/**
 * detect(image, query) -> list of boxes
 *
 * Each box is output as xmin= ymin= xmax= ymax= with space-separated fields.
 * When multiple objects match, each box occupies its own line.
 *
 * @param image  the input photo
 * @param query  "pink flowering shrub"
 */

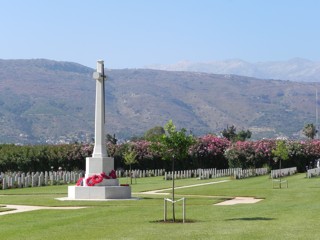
xmin=129 ymin=140 xmax=163 ymax=169
xmin=304 ymin=140 xmax=320 ymax=158
xmin=252 ymin=139 xmax=276 ymax=168
xmin=189 ymin=134 xmax=230 ymax=168
xmin=224 ymin=141 xmax=255 ymax=168
xmin=286 ymin=140 xmax=308 ymax=170
xmin=225 ymin=139 xmax=276 ymax=169
xmin=287 ymin=140 xmax=320 ymax=170
xmin=224 ymin=139 xmax=320 ymax=171
xmin=131 ymin=140 xmax=155 ymax=160
xmin=106 ymin=136 xmax=320 ymax=172
xmin=107 ymin=142 xmax=116 ymax=157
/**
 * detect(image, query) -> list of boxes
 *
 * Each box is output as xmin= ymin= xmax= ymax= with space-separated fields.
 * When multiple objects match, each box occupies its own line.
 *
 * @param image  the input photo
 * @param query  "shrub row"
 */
xmin=1 ymin=136 xmax=320 ymax=172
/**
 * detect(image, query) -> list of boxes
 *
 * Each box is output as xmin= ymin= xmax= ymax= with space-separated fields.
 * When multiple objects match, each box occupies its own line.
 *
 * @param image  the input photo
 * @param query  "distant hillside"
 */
xmin=147 ymin=58 xmax=320 ymax=82
xmin=0 ymin=59 xmax=318 ymax=144
xmin=0 ymin=59 xmax=94 ymax=143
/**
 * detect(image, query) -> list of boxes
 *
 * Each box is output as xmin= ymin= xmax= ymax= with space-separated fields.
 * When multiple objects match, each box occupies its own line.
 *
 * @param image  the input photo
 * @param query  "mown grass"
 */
xmin=0 ymin=173 xmax=319 ymax=240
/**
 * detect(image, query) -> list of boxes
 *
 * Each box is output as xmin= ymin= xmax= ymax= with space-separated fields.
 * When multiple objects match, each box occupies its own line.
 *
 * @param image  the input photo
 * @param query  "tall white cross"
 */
xmin=68 ymin=60 xmax=131 ymax=199
xmin=92 ymin=60 xmax=108 ymax=158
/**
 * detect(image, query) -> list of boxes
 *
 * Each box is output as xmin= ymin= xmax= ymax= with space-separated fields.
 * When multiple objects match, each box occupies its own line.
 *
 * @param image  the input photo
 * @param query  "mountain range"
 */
xmin=0 ymin=58 xmax=319 ymax=144
xmin=147 ymin=58 xmax=320 ymax=82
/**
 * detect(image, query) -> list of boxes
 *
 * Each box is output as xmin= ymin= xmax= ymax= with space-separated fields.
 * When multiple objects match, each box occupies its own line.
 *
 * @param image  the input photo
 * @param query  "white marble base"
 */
xmin=85 ymin=157 xmax=114 ymax=178
xmin=95 ymin=178 xmax=119 ymax=186
xmin=69 ymin=155 xmax=132 ymax=200
xmin=68 ymin=185 xmax=131 ymax=200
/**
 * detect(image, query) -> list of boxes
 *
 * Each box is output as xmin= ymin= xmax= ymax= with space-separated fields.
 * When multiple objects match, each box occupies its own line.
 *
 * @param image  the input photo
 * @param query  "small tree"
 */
xmin=123 ymin=147 xmax=138 ymax=184
xmin=303 ymin=123 xmax=318 ymax=139
xmin=272 ymin=140 xmax=289 ymax=187
xmin=151 ymin=120 xmax=194 ymax=222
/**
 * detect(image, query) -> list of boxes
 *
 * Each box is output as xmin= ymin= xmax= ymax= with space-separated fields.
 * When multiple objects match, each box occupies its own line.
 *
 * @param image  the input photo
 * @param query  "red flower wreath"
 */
xmin=86 ymin=174 xmax=103 ymax=186
xmin=100 ymin=170 xmax=117 ymax=179
xmin=76 ymin=177 xmax=84 ymax=186
xmin=85 ymin=176 xmax=95 ymax=186
xmin=82 ymin=170 xmax=117 ymax=187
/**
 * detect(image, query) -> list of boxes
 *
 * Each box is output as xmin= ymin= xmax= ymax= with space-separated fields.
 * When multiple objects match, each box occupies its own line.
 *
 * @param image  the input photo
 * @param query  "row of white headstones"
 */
xmin=1 ymin=171 xmax=83 ymax=189
xmin=1 ymin=167 xmax=273 ymax=189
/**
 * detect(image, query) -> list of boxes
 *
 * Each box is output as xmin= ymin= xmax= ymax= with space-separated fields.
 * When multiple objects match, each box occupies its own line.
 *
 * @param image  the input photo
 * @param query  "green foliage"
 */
xmin=151 ymin=120 xmax=195 ymax=162
xmin=123 ymin=146 xmax=138 ymax=184
xmin=106 ymin=134 xmax=117 ymax=144
xmin=221 ymin=125 xmax=237 ymax=141
xmin=221 ymin=125 xmax=251 ymax=142
xmin=272 ymin=140 xmax=291 ymax=175
xmin=123 ymin=147 xmax=138 ymax=166
xmin=272 ymin=140 xmax=289 ymax=162
xmin=236 ymin=129 xmax=252 ymax=141
xmin=149 ymin=120 xmax=195 ymax=221
xmin=303 ymin=123 xmax=317 ymax=139
xmin=4 ymin=136 xmax=320 ymax=173
xmin=0 ymin=143 xmax=91 ymax=172
xmin=144 ymin=126 xmax=165 ymax=141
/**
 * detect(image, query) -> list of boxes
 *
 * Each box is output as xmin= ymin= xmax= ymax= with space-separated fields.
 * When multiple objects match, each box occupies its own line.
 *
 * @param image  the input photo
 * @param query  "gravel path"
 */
xmin=140 ymin=180 xmax=230 ymax=195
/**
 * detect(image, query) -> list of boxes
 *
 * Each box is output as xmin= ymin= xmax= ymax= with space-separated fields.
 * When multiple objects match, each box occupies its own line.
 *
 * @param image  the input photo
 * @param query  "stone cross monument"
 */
xmin=85 ymin=60 xmax=113 ymax=179
xmin=92 ymin=60 xmax=107 ymax=158
xmin=68 ymin=60 xmax=131 ymax=200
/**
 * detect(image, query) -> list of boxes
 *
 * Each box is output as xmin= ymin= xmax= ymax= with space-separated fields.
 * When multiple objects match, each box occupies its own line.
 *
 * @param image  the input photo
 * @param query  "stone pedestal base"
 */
xmin=85 ymin=157 xmax=114 ymax=178
xmin=95 ymin=178 xmax=119 ymax=186
xmin=67 ymin=156 xmax=132 ymax=200
xmin=68 ymin=185 xmax=131 ymax=200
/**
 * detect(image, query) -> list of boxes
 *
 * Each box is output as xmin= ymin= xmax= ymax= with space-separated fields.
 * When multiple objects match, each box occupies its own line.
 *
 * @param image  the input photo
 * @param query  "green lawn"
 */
xmin=0 ymin=173 xmax=319 ymax=240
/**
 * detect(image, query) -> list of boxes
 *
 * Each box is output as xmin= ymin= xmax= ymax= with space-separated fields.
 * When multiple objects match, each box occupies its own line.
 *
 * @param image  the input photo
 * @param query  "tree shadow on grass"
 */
xmin=226 ymin=217 xmax=276 ymax=221
xmin=0 ymin=206 xmax=15 ymax=213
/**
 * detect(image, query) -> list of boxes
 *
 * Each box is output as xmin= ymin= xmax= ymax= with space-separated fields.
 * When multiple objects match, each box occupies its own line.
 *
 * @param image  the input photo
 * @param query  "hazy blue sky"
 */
xmin=1 ymin=0 xmax=319 ymax=68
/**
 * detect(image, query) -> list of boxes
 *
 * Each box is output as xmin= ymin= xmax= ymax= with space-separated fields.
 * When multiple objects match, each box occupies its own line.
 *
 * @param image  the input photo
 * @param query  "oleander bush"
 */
xmin=1 ymin=137 xmax=320 ymax=172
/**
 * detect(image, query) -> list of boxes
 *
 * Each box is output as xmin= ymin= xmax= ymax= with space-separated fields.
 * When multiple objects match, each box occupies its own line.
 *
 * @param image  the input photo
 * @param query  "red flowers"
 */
xmin=76 ymin=177 xmax=84 ymax=186
xmin=86 ymin=174 xmax=103 ymax=186
xmin=76 ymin=170 xmax=117 ymax=187
xmin=101 ymin=170 xmax=117 ymax=179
